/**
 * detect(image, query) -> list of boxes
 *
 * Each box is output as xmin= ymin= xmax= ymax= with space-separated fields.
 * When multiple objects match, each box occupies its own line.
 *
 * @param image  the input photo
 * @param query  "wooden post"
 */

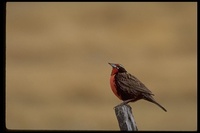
xmin=114 ymin=104 xmax=138 ymax=131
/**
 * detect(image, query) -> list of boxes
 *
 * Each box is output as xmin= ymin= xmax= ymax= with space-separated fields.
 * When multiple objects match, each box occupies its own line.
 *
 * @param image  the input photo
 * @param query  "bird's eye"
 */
xmin=116 ymin=66 xmax=120 ymax=69
xmin=114 ymin=66 xmax=118 ymax=69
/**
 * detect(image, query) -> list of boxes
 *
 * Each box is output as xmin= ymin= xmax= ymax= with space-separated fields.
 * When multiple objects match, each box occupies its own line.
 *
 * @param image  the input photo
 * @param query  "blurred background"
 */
xmin=6 ymin=2 xmax=197 ymax=131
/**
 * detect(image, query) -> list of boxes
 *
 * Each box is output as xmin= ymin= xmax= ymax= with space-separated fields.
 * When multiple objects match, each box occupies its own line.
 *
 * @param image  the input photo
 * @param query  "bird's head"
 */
xmin=108 ymin=63 xmax=127 ymax=75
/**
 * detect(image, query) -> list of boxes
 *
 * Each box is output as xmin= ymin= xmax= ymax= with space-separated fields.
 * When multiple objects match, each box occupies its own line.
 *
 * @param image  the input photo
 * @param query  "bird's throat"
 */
xmin=111 ymin=68 xmax=118 ymax=76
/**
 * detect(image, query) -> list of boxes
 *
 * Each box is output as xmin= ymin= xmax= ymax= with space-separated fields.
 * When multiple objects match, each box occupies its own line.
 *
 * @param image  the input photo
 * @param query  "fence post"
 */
xmin=114 ymin=104 xmax=138 ymax=131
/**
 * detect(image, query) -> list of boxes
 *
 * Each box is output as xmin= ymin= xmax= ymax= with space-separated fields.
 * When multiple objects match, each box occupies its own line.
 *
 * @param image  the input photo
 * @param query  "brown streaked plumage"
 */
xmin=109 ymin=63 xmax=167 ymax=112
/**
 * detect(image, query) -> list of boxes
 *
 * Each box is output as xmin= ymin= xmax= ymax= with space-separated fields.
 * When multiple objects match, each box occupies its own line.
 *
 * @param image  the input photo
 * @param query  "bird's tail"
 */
xmin=144 ymin=95 xmax=167 ymax=112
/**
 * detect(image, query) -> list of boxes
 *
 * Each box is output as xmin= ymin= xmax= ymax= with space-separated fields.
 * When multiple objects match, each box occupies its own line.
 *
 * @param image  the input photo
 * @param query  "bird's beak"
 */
xmin=108 ymin=63 xmax=116 ymax=68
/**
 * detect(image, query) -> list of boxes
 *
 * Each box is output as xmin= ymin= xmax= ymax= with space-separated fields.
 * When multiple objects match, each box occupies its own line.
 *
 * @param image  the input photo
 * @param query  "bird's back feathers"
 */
xmin=115 ymin=72 xmax=154 ymax=100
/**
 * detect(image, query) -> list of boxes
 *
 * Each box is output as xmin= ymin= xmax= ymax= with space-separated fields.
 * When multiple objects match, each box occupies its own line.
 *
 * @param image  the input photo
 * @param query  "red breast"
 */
xmin=109 ymin=64 xmax=123 ymax=100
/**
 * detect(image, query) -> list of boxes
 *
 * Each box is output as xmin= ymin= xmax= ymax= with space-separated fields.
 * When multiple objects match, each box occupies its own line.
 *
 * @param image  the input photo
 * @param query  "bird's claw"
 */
xmin=113 ymin=101 xmax=128 ymax=109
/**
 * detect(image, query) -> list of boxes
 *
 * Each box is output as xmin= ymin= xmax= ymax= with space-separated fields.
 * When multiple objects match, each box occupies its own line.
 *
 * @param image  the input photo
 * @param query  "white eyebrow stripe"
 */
xmin=119 ymin=64 xmax=124 ymax=67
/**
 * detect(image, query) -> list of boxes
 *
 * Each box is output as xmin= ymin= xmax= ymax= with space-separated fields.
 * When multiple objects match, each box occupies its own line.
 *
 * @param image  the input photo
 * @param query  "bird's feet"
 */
xmin=114 ymin=102 xmax=126 ymax=109
xmin=114 ymin=99 xmax=135 ymax=109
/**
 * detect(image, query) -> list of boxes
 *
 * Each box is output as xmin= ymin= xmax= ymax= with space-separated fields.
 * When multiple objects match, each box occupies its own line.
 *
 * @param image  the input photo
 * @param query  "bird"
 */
xmin=108 ymin=63 xmax=167 ymax=112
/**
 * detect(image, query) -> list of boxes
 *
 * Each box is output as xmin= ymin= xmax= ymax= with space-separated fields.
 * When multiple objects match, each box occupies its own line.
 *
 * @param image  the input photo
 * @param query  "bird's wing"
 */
xmin=115 ymin=72 xmax=154 ymax=95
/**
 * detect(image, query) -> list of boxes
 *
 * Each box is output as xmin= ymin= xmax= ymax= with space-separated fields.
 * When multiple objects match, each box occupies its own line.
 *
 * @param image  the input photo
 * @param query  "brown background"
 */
xmin=6 ymin=2 xmax=197 ymax=131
